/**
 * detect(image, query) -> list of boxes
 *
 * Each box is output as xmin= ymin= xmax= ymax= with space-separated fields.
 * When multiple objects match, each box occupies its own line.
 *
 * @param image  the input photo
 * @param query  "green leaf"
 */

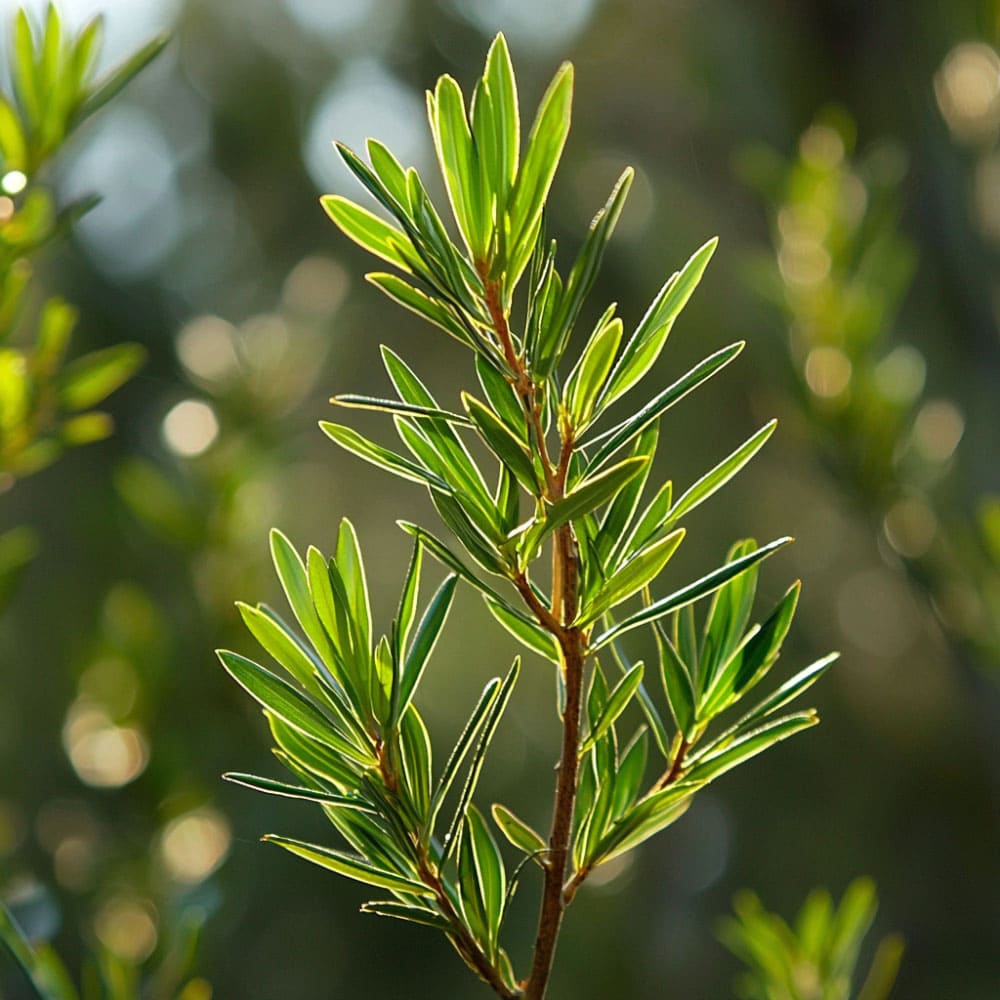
xmin=537 ymin=169 xmax=633 ymax=378
xmin=579 ymin=529 xmax=685 ymax=625
xmin=12 ymin=10 xmax=41 ymax=128
xmin=365 ymin=273 xmax=476 ymax=349
xmin=237 ymin=601 xmax=325 ymax=697
xmin=564 ymin=311 xmax=623 ymax=430
xmin=580 ymin=662 xmax=643 ymax=753
xmin=483 ymin=593 xmax=561 ymax=663
xmin=520 ymin=456 xmax=649 ymax=556
xmin=396 ymin=574 xmax=458 ymax=721
xmin=218 ymin=650 xmax=373 ymax=766
xmin=429 ymin=74 xmax=484 ymax=259
xmin=397 ymin=521 xmax=509 ymax=603
xmin=667 ymin=420 xmax=777 ymax=526
xmin=58 ymin=343 xmax=145 ymax=410
xmin=591 ymin=536 xmax=792 ymax=650
xmin=475 ymin=353 xmax=526 ymax=441
xmin=365 ymin=137 xmax=410 ymax=203
xmin=429 ymin=675 xmax=503 ymax=835
xmin=321 ymin=195 xmax=415 ymax=271
xmin=728 ymin=653 xmax=838 ymax=735
xmin=591 ymin=782 xmax=697 ymax=865
xmin=699 ymin=581 xmax=801 ymax=718
xmin=336 ymin=519 xmax=373 ymax=664
xmin=443 ymin=658 xmax=520 ymax=864
xmin=465 ymin=804 xmax=506 ymax=950
xmin=684 ymin=712 xmax=819 ymax=784
xmin=857 ymin=935 xmax=905 ymax=1000
xmin=332 ymin=392 xmax=472 ymax=426
xmin=319 ymin=421 xmax=450 ymax=490
xmin=655 ymin=623 xmax=696 ymax=736
xmin=269 ymin=529 xmax=339 ymax=676
xmin=222 ymin=772 xmax=373 ymax=810
xmin=0 ymin=96 xmax=27 ymax=170
xmin=72 ymin=33 xmax=169 ymax=127
xmin=398 ymin=704 xmax=433 ymax=820
xmin=395 ymin=540 xmax=422 ymax=663
xmin=482 ymin=33 xmax=519 ymax=203
xmin=360 ymin=900 xmax=449 ymax=931
xmin=601 ymin=237 xmax=719 ymax=406
xmin=506 ymin=62 xmax=574 ymax=286
xmin=59 ymin=412 xmax=112 ymax=445
xmin=464 ymin=393 xmax=540 ymax=494
xmin=270 ymin=716 xmax=359 ymax=790
xmin=264 ymin=836 xmax=433 ymax=897
xmin=611 ymin=730 xmax=649 ymax=820
xmin=583 ymin=341 xmax=744 ymax=474
xmin=491 ymin=803 xmax=546 ymax=857
xmin=383 ymin=348 xmax=496 ymax=518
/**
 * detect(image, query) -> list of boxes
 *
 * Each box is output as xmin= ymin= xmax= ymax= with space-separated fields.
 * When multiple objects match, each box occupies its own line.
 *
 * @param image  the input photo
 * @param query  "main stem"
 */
xmin=480 ymin=273 xmax=585 ymax=1000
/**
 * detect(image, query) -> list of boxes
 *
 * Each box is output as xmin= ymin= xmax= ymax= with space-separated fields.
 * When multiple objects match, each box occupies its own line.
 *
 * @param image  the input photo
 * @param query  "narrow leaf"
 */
xmin=264 ymin=836 xmax=433 ymax=896
xmin=591 ymin=536 xmax=792 ymax=650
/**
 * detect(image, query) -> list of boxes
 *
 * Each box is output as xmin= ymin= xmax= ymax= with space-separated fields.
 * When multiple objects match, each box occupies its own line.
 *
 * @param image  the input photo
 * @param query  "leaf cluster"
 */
xmin=719 ymin=878 xmax=903 ymax=1000
xmin=0 ymin=901 xmax=210 ymax=1000
xmin=0 ymin=4 xmax=163 ymax=609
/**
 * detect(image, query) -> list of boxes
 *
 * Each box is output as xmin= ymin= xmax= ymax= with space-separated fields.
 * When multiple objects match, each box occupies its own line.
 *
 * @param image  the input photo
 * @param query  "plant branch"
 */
xmin=418 ymin=853 xmax=520 ymax=999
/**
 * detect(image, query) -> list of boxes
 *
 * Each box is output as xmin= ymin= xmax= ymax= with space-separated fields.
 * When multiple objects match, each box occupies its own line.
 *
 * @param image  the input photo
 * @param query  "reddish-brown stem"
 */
xmin=477 ymin=269 xmax=585 ymax=1000
xmin=656 ymin=736 xmax=691 ymax=790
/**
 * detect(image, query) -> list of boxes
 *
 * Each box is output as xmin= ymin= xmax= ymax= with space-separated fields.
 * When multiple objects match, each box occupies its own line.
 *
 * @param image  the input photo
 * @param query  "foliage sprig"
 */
xmin=223 ymin=34 xmax=836 ymax=999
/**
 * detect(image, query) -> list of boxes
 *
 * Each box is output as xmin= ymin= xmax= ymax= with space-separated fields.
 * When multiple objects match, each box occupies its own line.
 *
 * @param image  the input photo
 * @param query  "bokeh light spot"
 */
xmin=94 ymin=896 xmax=158 ymax=962
xmin=804 ymin=346 xmax=852 ymax=398
xmin=1 ymin=170 xmax=26 ymax=194
xmin=451 ymin=0 xmax=596 ymax=52
xmin=305 ymin=60 xmax=427 ymax=195
xmin=935 ymin=42 xmax=1000 ymax=143
xmin=874 ymin=346 xmax=926 ymax=405
xmin=912 ymin=399 xmax=964 ymax=463
xmin=62 ymin=700 xmax=149 ymax=789
xmin=159 ymin=807 xmax=232 ymax=884
xmin=176 ymin=315 xmax=241 ymax=383
xmin=884 ymin=496 xmax=938 ymax=559
xmin=162 ymin=399 xmax=219 ymax=457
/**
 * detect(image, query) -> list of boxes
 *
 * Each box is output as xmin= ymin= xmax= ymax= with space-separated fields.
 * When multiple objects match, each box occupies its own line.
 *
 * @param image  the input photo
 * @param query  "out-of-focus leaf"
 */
xmin=72 ymin=33 xmax=169 ymax=126
xmin=57 ymin=343 xmax=145 ymax=411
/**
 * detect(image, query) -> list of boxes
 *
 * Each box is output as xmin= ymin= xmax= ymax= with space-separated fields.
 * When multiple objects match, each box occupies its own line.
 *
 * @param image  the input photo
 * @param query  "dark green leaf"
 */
xmin=360 ymin=900 xmax=449 ymax=931
xmin=519 ymin=456 xmax=649 ymax=557
xmin=396 ymin=574 xmax=458 ymax=721
xmin=443 ymin=658 xmax=520 ymax=864
xmin=579 ymin=529 xmax=685 ymax=625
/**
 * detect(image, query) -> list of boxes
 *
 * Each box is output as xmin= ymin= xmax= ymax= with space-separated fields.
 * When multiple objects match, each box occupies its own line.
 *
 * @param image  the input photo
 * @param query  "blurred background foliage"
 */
xmin=0 ymin=0 xmax=998 ymax=997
